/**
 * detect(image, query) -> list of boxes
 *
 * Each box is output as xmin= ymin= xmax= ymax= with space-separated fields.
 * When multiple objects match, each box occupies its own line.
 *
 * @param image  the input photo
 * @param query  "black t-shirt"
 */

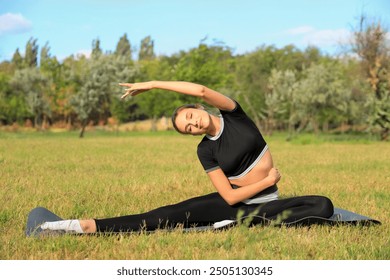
xmin=197 ymin=101 xmax=267 ymax=178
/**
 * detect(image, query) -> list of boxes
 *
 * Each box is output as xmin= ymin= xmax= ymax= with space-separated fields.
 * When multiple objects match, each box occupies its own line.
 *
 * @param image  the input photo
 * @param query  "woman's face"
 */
xmin=175 ymin=108 xmax=210 ymax=135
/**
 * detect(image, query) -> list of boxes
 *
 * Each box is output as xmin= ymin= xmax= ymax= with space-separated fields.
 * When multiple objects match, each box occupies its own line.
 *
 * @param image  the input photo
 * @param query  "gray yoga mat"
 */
xmin=26 ymin=206 xmax=381 ymax=237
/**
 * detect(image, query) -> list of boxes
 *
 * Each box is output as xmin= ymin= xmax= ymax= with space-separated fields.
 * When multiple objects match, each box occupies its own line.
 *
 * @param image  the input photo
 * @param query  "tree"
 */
xmin=0 ymin=72 xmax=12 ymax=123
xmin=0 ymin=62 xmax=31 ymax=124
xmin=70 ymin=45 xmax=139 ymax=137
xmin=294 ymin=63 xmax=352 ymax=133
xmin=138 ymin=36 xmax=155 ymax=61
xmin=234 ymin=46 xmax=279 ymax=128
xmin=351 ymin=15 xmax=390 ymax=140
xmin=71 ymin=55 xmax=110 ymax=137
xmin=266 ymin=69 xmax=298 ymax=136
xmin=40 ymin=42 xmax=60 ymax=73
xmin=24 ymin=37 xmax=39 ymax=68
xmin=91 ymin=38 xmax=103 ymax=59
xmin=11 ymin=68 xmax=51 ymax=129
xmin=235 ymin=45 xmax=328 ymax=129
xmin=11 ymin=48 xmax=23 ymax=69
xmin=40 ymin=42 xmax=50 ymax=69
xmin=174 ymin=43 xmax=234 ymax=88
xmin=40 ymin=42 xmax=61 ymax=82
xmin=135 ymin=58 xmax=176 ymax=130
xmin=109 ymin=55 xmax=140 ymax=128
xmin=54 ymin=55 xmax=89 ymax=128
xmin=40 ymin=42 xmax=64 ymax=125
xmin=115 ymin=33 xmax=132 ymax=60
xmin=365 ymin=81 xmax=390 ymax=140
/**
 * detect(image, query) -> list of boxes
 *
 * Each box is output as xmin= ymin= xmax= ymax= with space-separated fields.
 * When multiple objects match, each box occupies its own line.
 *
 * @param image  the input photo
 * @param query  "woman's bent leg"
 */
xmin=251 ymin=195 xmax=334 ymax=225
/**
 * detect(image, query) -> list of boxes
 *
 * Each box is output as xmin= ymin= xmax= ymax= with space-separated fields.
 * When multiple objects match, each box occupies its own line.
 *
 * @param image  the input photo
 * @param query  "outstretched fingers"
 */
xmin=119 ymin=83 xmax=150 ymax=99
xmin=121 ymin=89 xmax=138 ymax=99
xmin=118 ymin=83 xmax=133 ymax=87
xmin=119 ymin=83 xmax=138 ymax=99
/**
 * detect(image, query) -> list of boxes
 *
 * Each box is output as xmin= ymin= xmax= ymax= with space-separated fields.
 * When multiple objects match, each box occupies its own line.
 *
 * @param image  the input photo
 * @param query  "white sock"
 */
xmin=40 ymin=220 xmax=84 ymax=234
xmin=213 ymin=220 xmax=236 ymax=229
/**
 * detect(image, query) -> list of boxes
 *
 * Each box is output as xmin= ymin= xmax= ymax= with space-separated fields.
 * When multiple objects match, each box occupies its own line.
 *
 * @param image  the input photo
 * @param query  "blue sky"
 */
xmin=0 ymin=0 xmax=389 ymax=61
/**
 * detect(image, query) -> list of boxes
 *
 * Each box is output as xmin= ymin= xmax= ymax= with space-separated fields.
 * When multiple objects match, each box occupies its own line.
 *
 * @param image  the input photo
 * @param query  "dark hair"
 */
xmin=171 ymin=104 xmax=204 ymax=134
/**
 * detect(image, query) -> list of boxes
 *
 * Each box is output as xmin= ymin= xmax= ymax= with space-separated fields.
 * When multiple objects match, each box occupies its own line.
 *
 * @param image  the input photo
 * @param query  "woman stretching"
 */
xmin=40 ymin=81 xmax=334 ymax=234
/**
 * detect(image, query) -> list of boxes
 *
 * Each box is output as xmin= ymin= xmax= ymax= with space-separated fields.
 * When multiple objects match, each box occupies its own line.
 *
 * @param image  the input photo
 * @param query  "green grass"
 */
xmin=0 ymin=131 xmax=389 ymax=260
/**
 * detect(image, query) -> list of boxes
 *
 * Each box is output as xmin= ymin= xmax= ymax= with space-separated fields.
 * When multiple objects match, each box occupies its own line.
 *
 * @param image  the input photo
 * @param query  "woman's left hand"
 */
xmin=267 ymin=167 xmax=281 ymax=185
xmin=119 ymin=82 xmax=153 ymax=99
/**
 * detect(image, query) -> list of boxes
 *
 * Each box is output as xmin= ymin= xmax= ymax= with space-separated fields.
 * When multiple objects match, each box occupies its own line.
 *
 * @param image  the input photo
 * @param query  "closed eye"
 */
xmin=185 ymin=111 xmax=193 ymax=133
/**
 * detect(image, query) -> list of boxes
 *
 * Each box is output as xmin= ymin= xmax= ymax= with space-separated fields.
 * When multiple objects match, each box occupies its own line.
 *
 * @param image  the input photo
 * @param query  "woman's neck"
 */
xmin=207 ymin=114 xmax=221 ymax=137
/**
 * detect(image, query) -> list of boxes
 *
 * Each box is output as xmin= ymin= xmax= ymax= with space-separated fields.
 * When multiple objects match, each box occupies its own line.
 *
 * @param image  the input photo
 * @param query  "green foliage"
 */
xmin=109 ymin=56 xmax=140 ymax=123
xmin=11 ymin=48 xmax=23 ymax=70
xmin=365 ymin=83 xmax=390 ymax=140
xmin=351 ymin=15 xmax=390 ymax=140
xmin=174 ymin=43 xmax=234 ymax=89
xmin=70 ymin=55 xmax=112 ymax=136
xmin=0 ymin=71 xmax=31 ymax=124
xmin=172 ymin=42 xmax=236 ymax=113
xmin=266 ymin=69 xmax=298 ymax=134
xmin=234 ymin=45 xmax=322 ymax=128
xmin=91 ymin=38 xmax=103 ymax=59
xmin=70 ymin=52 xmax=140 ymax=136
xmin=7 ymin=95 xmax=33 ymax=124
xmin=294 ymin=62 xmax=352 ymax=133
xmin=115 ymin=33 xmax=132 ymax=60
xmin=11 ymin=68 xmax=51 ymax=128
xmin=24 ymin=37 xmax=39 ymax=68
xmin=40 ymin=42 xmax=61 ymax=78
xmin=0 ymin=27 xmax=388 ymax=139
xmin=265 ymin=61 xmax=359 ymax=136
xmin=0 ymin=72 xmax=11 ymax=122
xmin=135 ymin=58 xmax=177 ymax=129
xmin=138 ymin=36 xmax=155 ymax=61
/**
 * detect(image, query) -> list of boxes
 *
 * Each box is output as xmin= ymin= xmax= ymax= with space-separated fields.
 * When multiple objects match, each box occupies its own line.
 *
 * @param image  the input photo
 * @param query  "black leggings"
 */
xmin=95 ymin=193 xmax=334 ymax=232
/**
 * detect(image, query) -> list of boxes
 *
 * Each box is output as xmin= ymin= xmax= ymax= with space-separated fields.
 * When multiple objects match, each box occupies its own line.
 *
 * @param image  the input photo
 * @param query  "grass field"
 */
xmin=0 ymin=131 xmax=389 ymax=260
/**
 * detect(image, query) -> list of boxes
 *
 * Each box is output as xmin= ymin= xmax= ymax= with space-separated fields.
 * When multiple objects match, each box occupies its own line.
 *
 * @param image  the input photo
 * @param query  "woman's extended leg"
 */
xmin=41 ymin=192 xmax=248 ymax=234
xmin=41 ymin=194 xmax=334 ymax=233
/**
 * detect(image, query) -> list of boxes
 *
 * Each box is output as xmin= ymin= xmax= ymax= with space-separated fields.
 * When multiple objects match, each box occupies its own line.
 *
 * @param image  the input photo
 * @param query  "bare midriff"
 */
xmin=228 ymin=150 xmax=274 ymax=187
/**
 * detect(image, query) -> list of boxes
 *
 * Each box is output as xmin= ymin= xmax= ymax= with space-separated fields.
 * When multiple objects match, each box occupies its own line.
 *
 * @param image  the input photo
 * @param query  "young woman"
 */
xmin=40 ymin=81 xmax=334 ymax=234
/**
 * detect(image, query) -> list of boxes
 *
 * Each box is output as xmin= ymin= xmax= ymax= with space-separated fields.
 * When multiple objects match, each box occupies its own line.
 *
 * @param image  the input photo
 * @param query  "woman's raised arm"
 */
xmin=119 ymin=81 xmax=236 ymax=111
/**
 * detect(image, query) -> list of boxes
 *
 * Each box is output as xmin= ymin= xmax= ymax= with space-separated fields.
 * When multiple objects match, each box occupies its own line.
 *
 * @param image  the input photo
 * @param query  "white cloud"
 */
xmin=56 ymin=49 xmax=92 ymax=62
xmin=386 ymin=32 xmax=390 ymax=42
xmin=285 ymin=25 xmax=351 ymax=48
xmin=0 ymin=13 xmax=32 ymax=35
xmin=286 ymin=26 xmax=315 ymax=35
xmin=304 ymin=28 xmax=350 ymax=46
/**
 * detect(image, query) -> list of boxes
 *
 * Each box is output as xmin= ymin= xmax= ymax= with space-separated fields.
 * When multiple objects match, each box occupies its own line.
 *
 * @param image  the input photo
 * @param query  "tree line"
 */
xmin=0 ymin=16 xmax=388 ymax=140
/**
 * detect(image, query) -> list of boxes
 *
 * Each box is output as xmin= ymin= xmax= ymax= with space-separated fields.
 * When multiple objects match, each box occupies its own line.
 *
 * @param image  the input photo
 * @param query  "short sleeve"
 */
xmin=197 ymin=141 xmax=220 ymax=173
xmin=219 ymin=100 xmax=246 ymax=118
